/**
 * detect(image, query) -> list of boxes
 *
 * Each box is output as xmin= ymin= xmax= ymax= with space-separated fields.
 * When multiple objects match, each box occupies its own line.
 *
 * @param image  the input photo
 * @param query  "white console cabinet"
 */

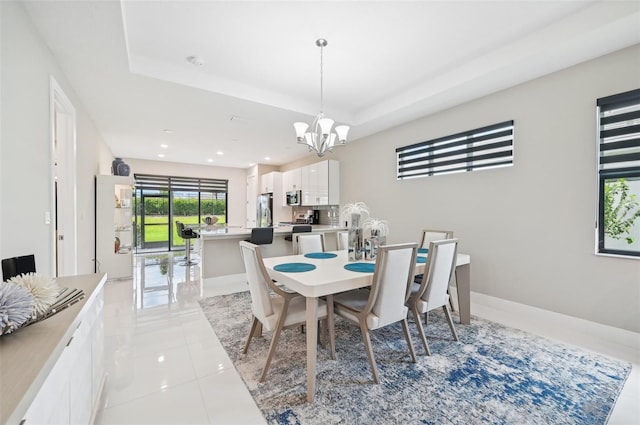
xmin=0 ymin=274 xmax=107 ymax=425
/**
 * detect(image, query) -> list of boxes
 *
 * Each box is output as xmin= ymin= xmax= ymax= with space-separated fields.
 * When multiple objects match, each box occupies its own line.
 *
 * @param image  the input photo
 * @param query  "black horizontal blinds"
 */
xmin=598 ymin=88 xmax=640 ymax=178
xmin=134 ymin=174 xmax=228 ymax=193
xmin=396 ymin=120 xmax=514 ymax=180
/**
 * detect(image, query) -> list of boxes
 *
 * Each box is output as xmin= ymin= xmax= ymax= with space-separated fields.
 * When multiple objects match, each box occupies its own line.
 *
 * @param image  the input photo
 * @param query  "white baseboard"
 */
xmin=470 ymin=292 xmax=640 ymax=365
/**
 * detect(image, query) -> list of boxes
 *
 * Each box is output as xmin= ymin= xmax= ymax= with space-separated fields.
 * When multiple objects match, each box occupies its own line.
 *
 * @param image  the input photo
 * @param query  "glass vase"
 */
xmin=348 ymin=213 xmax=363 ymax=261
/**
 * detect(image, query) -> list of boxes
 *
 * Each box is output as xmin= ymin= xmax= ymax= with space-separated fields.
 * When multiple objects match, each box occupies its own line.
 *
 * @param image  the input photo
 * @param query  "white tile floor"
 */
xmin=95 ymin=252 xmax=639 ymax=425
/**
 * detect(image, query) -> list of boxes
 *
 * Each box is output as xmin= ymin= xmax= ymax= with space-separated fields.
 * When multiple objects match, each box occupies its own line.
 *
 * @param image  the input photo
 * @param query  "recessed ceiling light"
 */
xmin=207 ymin=158 xmax=214 ymax=163
xmin=186 ymin=55 xmax=205 ymax=66
xmin=248 ymin=163 xmax=255 ymax=167
xmin=163 ymin=129 xmax=173 ymax=134
xmin=158 ymin=154 xmax=165 ymax=158
xmin=265 ymin=157 xmax=271 ymax=161
xmin=216 ymin=151 xmax=224 ymax=156
xmin=160 ymin=144 xmax=168 ymax=148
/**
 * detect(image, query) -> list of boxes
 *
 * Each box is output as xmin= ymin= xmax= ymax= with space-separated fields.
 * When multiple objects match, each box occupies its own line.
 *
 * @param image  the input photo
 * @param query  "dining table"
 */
xmin=262 ymin=249 xmax=471 ymax=402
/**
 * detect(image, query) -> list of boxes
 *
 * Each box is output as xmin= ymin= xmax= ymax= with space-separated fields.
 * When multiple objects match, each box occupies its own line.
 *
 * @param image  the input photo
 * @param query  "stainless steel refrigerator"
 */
xmin=257 ymin=193 xmax=273 ymax=227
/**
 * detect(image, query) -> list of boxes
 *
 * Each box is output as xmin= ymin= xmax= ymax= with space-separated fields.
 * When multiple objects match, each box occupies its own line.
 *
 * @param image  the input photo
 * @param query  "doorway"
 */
xmin=50 ymin=77 xmax=77 ymax=277
xmin=136 ymin=190 xmax=170 ymax=252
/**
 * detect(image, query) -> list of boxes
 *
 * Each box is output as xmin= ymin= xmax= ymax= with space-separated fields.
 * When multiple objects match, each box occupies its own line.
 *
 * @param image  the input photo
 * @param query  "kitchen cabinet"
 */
xmin=281 ymin=169 xmax=302 ymax=206
xmin=261 ymin=171 xmax=281 ymax=194
xmin=283 ymin=168 xmax=302 ymax=192
xmin=301 ymin=160 xmax=339 ymax=206
xmin=95 ymin=175 xmax=134 ymax=280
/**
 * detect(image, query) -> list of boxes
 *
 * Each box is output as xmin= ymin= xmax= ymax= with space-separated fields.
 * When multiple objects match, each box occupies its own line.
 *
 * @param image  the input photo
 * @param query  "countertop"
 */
xmin=199 ymin=225 xmax=347 ymax=240
xmin=0 ymin=273 xmax=107 ymax=425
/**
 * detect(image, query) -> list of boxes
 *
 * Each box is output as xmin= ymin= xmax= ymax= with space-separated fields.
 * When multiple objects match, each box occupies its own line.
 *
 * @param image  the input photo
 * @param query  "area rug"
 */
xmin=199 ymin=292 xmax=631 ymax=425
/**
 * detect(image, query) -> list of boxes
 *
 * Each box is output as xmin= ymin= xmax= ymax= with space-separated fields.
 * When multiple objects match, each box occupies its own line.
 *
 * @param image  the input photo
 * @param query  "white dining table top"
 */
xmin=262 ymin=250 xmax=470 ymax=298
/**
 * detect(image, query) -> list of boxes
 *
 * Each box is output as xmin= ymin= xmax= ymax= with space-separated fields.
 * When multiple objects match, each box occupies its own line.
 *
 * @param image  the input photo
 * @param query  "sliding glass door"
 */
xmin=135 ymin=190 xmax=170 ymax=252
xmin=171 ymin=191 xmax=199 ymax=250
xmin=133 ymin=174 xmax=228 ymax=253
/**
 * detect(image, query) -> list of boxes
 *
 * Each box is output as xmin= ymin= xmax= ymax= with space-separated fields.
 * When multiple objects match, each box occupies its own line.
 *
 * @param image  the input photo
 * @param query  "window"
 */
xmin=597 ymin=88 xmax=640 ymax=257
xmin=396 ymin=120 xmax=514 ymax=180
xmin=133 ymin=174 xmax=228 ymax=252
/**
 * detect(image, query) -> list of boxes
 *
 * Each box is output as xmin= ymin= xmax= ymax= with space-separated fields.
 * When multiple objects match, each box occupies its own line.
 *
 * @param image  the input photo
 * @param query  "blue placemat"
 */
xmin=344 ymin=263 xmax=375 ymax=273
xmin=417 ymin=256 xmax=427 ymax=263
xmin=304 ymin=252 xmax=338 ymax=259
xmin=418 ymin=248 xmax=429 ymax=254
xmin=273 ymin=263 xmax=316 ymax=273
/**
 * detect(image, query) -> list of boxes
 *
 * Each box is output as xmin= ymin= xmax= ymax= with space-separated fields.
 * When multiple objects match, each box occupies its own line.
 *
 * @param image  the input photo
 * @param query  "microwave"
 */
xmin=286 ymin=190 xmax=302 ymax=206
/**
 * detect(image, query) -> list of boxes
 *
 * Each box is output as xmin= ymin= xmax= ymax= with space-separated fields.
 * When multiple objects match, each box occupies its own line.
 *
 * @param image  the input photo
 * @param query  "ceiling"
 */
xmin=22 ymin=0 xmax=640 ymax=169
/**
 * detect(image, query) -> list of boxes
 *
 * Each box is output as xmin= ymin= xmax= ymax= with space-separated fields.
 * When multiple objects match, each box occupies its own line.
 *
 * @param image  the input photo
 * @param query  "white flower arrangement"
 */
xmin=8 ymin=273 xmax=59 ymax=316
xmin=0 ymin=281 xmax=34 ymax=335
xmin=340 ymin=202 xmax=370 ymax=226
xmin=363 ymin=218 xmax=390 ymax=237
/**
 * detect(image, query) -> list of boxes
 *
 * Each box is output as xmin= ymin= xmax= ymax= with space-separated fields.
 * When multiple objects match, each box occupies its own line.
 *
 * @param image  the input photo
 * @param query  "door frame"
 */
xmin=50 ymin=77 xmax=77 ymax=276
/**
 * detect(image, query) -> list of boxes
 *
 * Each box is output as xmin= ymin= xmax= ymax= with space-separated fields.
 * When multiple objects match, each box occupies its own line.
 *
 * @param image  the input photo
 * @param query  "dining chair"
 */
xmin=239 ymin=241 xmax=335 ymax=382
xmin=416 ymin=229 xmax=455 ymax=309
xmin=419 ymin=229 xmax=454 ymax=249
xmin=407 ymin=238 xmax=459 ymax=356
xmin=336 ymin=231 xmax=349 ymax=251
xmin=333 ymin=243 xmax=418 ymax=384
xmin=295 ymin=232 xmax=326 ymax=254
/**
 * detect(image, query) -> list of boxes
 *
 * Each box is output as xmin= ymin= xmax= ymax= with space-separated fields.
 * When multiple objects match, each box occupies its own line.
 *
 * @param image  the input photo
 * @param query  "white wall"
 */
xmin=328 ymin=44 xmax=640 ymax=333
xmin=124 ymin=159 xmax=248 ymax=226
xmin=1 ymin=2 xmax=112 ymax=276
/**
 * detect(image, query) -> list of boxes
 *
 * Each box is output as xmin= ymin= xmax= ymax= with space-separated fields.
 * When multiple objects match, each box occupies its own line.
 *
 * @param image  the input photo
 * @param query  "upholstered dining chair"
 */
xmin=295 ymin=232 xmax=326 ymax=254
xmin=333 ymin=243 xmax=418 ymax=384
xmin=407 ymin=238 xmax=459 ymax=356
xmin=419 ymin=229 xmax=454 ymax=249
xmin=336 ymin=231 xmax=349 ymax=251
xmin=416 ymin=229 xmax=455 ymax=309
xmin=239 ymin=241 xmax=336 ymax=382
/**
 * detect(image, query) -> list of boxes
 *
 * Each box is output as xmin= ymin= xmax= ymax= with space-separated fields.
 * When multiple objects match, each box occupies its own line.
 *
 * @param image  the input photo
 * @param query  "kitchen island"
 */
xmin=199 ymin=225 xmax=346 ymax=278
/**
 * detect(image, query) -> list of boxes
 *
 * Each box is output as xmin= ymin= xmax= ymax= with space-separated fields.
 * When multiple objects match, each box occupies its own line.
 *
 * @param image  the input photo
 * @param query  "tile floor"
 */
xmin=95 ymin=252 xmax=639 ymax=424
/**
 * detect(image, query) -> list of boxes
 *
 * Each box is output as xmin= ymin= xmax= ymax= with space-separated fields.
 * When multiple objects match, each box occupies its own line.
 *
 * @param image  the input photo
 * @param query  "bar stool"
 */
xmin=176 ymin=221 xmax=200 ymax=266
xmin=246 ymin=227 xmax=274 ymax=245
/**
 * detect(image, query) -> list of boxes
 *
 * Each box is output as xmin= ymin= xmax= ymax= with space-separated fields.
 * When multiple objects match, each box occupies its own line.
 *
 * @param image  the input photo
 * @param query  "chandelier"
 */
xmin=294 ymin=39 xmax=350 ymax=157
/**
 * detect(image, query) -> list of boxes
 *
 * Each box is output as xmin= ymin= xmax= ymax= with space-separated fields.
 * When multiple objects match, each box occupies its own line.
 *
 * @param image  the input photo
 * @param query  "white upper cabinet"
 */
xmin=260 ymin=171 xmax=280 ymax=193
xmin=283 ymin=168 xmax=302 ymax=192
xmin=300 ymin=160 xmax=339 ymax=206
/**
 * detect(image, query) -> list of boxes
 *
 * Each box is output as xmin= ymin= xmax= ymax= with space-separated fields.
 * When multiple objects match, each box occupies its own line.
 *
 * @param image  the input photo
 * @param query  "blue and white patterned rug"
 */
xmin=199 ymin=292 xmax=630 ymax=425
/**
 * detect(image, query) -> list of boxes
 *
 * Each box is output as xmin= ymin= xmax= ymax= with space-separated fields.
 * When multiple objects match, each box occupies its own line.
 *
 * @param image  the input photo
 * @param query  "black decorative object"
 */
xmin=117 ymin=162 xmax=130 ymax=176
xmin=111 ymin=158 xmax=130 ymax=176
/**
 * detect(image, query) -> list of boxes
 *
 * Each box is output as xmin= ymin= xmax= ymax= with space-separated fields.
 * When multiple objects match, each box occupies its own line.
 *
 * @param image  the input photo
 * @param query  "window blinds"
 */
xmin=396 ymin=120 xmax=514 ymax=180
xmin=597 ymin=88 xmax=640 ymax=178
xmin=134 ymin=174 xmax=228 ymax=193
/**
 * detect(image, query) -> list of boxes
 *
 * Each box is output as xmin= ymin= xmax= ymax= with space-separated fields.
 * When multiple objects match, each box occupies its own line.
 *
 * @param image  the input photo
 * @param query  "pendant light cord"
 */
xmin=319 ymin=42 xmax=324 ymax=114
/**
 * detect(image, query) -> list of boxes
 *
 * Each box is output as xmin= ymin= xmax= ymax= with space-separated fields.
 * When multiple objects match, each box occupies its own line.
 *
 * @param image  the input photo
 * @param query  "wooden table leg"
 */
xmin=306 ymin=297 xmax=319 ymax=403
xmin=455 ymin=263 xmax=471 ymax=325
